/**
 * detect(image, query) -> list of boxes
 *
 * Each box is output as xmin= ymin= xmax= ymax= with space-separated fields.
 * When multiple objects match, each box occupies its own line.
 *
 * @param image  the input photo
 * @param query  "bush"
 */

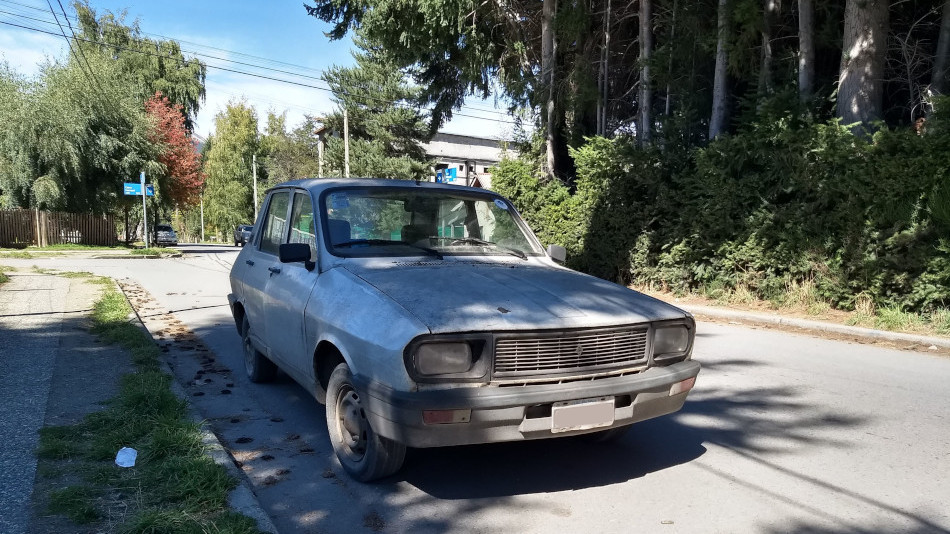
xmin=496 ymin=114 xmax=950 ymax=313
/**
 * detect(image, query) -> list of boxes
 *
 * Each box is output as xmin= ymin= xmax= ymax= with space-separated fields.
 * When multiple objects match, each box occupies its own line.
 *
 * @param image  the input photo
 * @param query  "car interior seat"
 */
xmin=327 ymin=218 xmax=351 ymax=245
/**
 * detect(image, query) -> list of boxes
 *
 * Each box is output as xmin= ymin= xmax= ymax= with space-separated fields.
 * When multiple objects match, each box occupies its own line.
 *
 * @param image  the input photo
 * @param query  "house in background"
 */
xmin=421 ymin=133 xmax=511 ymax=189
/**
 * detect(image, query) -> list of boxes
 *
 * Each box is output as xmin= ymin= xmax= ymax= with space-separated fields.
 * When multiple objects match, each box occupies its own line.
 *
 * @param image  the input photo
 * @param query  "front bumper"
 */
xmin=355 ymin=360 xmax=700 ymax=448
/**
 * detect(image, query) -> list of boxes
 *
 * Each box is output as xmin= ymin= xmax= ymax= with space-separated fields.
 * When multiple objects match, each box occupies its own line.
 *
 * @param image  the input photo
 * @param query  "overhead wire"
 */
xmin=42 ymin=0 xmax=110 ymax=101
xmin=0 ymin=0 xmax=517 ymax=122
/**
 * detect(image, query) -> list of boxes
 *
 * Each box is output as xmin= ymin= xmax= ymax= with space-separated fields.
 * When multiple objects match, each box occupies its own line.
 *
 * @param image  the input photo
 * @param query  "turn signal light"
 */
xmin=669 ymin=377 xmax=696 ymax=396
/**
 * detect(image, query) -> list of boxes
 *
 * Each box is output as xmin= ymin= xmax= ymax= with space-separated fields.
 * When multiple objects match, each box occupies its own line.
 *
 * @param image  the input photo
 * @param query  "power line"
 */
xmin=0 ymin=16 xmax=518 ymax=126
xmin=1 ymin=2 xmax=517 ymax=119
xmin=41 ymin=0 xmax=110 ymax=103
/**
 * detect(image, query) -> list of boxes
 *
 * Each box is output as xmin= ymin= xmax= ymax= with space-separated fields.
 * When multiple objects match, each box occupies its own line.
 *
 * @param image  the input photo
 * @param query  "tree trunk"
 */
xmin=709 ymin=0 xmax=730 ymax=139
xmin=932 ymin=1 xmax=950 ymax=97
xmin=665 ymin=0 xmax=678 ymax=116
xmin=639 ymin=0 xmax=653 ymax=145
xmin=798 ymin=0 xmax=814 ymax=102
xmin=837 ymin=0 xmax=888 ymax=133
xmin=598 ymin=0 xmax=611 ymax=136
xmin=542 ymin=0 xmax=557 ymax=178
xmin=758 ymin=0 xmax=781 ymax=97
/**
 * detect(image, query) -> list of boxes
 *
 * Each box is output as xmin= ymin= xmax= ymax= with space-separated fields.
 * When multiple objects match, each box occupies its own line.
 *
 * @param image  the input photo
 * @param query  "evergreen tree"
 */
xmin=320 ymin=38 xmax=432 ymax=180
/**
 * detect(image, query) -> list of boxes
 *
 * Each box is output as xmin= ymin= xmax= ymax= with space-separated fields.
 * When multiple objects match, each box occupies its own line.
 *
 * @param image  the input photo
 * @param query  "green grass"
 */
xmin=47 ymin=486 xmax=101 ymax=524
xmin=0 ymin=271 xmax=8 ymax=284
xmin=35 ymin=281 xmax=262 ymax=534
xmin=0 ymin=250 xmax=34 ymax=259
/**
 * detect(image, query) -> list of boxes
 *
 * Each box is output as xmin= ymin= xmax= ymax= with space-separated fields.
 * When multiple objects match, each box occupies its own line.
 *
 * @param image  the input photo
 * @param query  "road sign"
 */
xmin=123 ymin=182 xmax=154 ymax=196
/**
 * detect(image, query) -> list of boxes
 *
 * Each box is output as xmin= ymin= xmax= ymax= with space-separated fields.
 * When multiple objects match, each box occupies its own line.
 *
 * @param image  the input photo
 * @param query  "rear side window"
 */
xmin=260 ymin=191 xmax=290 ymax=255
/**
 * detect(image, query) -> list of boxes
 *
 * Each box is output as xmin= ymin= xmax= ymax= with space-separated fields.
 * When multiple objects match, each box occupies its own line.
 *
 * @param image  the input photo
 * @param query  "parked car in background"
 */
xmin=234 ymin=224 xmax=253 ymax=246
xmin=154 ymin=224 xmax=178 ymax=247
xmin=228 ymin=178 xmax=700 ymax=481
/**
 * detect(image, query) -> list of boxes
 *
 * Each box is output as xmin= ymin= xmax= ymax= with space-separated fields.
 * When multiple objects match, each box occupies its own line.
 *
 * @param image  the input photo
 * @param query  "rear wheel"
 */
xmin=242 ymin=316 xmax=277 ymax=383
xmin=326 ymin=363 xmax=406 ymax=481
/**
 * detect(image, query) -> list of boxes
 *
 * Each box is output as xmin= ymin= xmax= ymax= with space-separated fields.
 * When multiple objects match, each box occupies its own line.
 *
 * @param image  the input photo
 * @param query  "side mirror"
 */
xmin=279 ymin=243 xmax=315 ymax=271
xmin=546 ymin=244 xmax=566 ymax=264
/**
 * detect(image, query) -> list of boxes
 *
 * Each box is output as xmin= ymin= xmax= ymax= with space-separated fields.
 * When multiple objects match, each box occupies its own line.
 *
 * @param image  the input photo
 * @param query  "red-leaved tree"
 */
xmin=145 ymin=92 xmax=204 ymax=207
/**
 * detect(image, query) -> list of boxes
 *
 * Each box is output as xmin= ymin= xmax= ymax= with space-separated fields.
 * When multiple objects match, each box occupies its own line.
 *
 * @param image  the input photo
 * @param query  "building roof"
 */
xmin=421 ymin=133 xmax=511 ymax=164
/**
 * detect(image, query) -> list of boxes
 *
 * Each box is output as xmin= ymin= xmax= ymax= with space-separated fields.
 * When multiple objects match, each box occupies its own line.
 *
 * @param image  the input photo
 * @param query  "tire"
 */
xmin=326 ymin=363 xmax=406 ymax=481
xmin=242 ymin=316 xmax=277 ymax=383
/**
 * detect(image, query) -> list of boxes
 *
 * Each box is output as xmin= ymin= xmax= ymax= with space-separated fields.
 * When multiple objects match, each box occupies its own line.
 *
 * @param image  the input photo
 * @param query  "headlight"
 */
xmin=404 ymin=336 xmax=490 ymax=383
xmin=413 ymin=342 xmax=473 ymax=375
xmin=653 ymin=324 xmax=692 ymax=365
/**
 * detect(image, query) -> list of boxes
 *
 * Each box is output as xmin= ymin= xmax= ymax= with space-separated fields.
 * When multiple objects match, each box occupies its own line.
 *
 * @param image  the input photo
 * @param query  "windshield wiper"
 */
xmin=333 ymin=239 xmax=443 ymax=259
xmin=447 ymin=237 xmax=527 ymax=260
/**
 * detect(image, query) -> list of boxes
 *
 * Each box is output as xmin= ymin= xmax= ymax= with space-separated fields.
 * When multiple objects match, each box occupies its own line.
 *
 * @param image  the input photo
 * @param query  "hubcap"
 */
xmin=336 ymin=387 xmax=367 ymax=461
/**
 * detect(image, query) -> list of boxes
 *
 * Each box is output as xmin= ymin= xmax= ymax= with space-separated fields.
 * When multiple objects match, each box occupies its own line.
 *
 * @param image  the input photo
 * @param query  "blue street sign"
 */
xmin=123 ymin=183 xmax=154 ymax=196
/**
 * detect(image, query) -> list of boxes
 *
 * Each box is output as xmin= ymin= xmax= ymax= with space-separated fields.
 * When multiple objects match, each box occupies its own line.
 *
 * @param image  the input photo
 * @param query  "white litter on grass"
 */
xmin=929 ymin=345 xmax=938 ymax=351
xmin=115 ymin=447 xmax=137 ymax=467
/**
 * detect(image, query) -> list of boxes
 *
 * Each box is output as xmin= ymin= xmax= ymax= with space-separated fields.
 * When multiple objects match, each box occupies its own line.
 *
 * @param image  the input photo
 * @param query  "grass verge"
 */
xmin=638 ymin=282 xmax=950 ymax=340
xmin=34 ymin=278 xmax=261 ymax=534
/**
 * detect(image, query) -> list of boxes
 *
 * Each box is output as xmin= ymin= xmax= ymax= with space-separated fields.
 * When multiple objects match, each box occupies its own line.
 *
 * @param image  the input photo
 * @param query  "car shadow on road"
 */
xmin=392 ymin=359 xmax=865 ymax=502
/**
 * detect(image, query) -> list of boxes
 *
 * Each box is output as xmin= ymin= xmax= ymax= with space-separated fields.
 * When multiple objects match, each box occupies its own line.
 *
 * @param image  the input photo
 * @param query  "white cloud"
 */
xmin=197 ymin=74 xmax=336 ymax=138
xmin=0 ymin=26 xmax=66 ymax=76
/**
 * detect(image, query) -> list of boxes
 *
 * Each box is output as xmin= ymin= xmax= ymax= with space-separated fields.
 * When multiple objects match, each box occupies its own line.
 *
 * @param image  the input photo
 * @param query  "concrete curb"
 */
xmin=117 ymin=282 xmax=279 ymax=534
xmin=682 ymin=304 xmax=950 ymax=350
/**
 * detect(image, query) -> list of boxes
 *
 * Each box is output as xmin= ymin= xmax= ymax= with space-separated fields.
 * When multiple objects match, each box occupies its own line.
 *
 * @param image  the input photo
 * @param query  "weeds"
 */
xmin=48 ymin=486 xmax=101 ymax=524
xmin=35 ymin=281 xmax=261 ymax=533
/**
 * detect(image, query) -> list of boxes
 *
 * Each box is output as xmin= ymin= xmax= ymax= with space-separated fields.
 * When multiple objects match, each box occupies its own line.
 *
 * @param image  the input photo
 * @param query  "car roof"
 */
xmin=265 ymin=177 xmax=499 ymax=197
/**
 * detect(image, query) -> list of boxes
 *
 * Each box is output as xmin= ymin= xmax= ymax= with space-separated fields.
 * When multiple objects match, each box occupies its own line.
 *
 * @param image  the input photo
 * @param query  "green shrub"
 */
xmin=495 ymin=114 xmax=950 ymax=314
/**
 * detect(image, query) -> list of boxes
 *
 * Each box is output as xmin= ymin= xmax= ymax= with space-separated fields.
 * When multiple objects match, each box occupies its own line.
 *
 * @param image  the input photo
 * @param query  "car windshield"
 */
xmin=157 ymin=225 xmax=173 ymax=232
xmin=321 ymin=187 xmax=544 ymax=258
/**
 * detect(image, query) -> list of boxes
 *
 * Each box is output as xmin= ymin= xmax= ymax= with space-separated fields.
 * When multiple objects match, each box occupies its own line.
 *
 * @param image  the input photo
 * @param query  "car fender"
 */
xmin=304 ymin=266 xmax=430 ymax=392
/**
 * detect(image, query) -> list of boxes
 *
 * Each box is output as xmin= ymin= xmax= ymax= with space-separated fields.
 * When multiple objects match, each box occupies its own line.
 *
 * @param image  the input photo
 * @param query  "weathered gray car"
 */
xmin=228 ymin=178 xmax=700 ymax=481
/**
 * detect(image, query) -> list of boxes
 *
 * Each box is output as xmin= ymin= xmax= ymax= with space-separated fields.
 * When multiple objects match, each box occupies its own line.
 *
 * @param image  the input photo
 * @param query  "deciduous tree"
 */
xmin=202 ymin=101 xmax=259 ymax=236
xmin=145 ymin=92 xmax=204 ymax=208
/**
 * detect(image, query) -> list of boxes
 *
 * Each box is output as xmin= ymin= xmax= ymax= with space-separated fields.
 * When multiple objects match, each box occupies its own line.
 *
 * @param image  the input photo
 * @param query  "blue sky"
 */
xmin=0 ymin=0 xmax=515 ymax=139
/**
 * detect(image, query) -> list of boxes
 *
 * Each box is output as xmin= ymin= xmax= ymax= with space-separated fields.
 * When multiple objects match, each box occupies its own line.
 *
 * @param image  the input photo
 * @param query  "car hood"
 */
xmin=344 ymin=260 xmax=688 ymax=334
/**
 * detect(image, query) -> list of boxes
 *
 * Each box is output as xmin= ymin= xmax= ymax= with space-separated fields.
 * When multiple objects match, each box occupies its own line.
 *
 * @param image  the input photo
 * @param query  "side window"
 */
xmin=288 ymin=191 xmax=316 ymax=260
xmin=260 ymin=191 xmax=290 ymax=255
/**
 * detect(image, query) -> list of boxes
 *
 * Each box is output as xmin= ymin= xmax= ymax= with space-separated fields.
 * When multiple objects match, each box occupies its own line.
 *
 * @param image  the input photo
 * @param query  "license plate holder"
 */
xmin=551 ymin=397 xmax=615 ymax=433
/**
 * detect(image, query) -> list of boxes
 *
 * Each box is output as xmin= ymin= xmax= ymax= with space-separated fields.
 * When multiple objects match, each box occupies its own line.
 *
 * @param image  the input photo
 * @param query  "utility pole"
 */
xmin=140 ymin=171 xmax=149 ymax=248
xmin=252 ymin=154 xmax=259 ymax=221
xmin=199 ymin=194 xmax=205 ymax=242
xmin=343 ymin=109 xmax=350 ymax=178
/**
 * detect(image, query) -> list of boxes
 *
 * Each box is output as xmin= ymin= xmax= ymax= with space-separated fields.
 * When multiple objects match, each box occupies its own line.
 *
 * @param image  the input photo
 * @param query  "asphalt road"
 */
xmin=5 ymin=244 xmax=949 ymax=533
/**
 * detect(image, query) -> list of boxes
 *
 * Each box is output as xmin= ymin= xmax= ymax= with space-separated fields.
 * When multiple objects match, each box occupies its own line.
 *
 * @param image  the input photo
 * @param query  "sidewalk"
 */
xmin=0 ymin=270 xmax=274 ymax=534
xmin=0 ymin=271 xmax=116 ymax=534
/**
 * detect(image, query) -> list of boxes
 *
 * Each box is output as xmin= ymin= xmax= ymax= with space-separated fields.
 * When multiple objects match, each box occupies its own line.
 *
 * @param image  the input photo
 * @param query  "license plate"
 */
xmin=551 ymin=397 xmax=614 ymax=433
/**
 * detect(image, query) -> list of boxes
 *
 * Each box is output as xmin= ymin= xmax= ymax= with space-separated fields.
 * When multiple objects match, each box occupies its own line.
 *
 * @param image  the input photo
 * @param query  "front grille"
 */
xmin=493 ymin=326 xmax=649 ymax=380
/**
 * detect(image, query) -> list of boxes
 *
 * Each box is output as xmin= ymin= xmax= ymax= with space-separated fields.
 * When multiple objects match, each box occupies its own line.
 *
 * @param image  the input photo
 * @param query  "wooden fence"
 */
xmin=0 ymin=209 xmax=118 ymax=247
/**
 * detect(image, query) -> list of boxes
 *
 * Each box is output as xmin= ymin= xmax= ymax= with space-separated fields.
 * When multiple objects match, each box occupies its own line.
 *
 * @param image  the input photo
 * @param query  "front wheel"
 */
xmin=326 ymin=363 xmax=406 ymax=481
xmin=242 ymin=316 xmax=277 ymax=383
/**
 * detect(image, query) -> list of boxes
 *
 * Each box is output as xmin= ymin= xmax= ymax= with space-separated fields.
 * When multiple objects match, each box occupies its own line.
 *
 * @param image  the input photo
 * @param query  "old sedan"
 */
xmin=228 ymin=178 xmax=700 ymax=481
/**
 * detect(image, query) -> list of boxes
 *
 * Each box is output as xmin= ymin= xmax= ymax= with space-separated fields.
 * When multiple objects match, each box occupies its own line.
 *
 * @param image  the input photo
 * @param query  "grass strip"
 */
xmin=35 ymin=279 xmax=261 ymax=534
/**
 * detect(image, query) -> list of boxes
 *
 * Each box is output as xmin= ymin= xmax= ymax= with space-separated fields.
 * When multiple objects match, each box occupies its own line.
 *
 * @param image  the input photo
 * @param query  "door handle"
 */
xmin=245 ymin=260 xmax=254 ymax=266
xmin=268 ymin=266 xmax=282 ymax=274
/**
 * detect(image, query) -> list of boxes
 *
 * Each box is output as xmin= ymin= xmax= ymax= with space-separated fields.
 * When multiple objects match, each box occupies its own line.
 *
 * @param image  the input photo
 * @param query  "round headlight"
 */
xmin=413 ymin=342 xmax=473 ymax=375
